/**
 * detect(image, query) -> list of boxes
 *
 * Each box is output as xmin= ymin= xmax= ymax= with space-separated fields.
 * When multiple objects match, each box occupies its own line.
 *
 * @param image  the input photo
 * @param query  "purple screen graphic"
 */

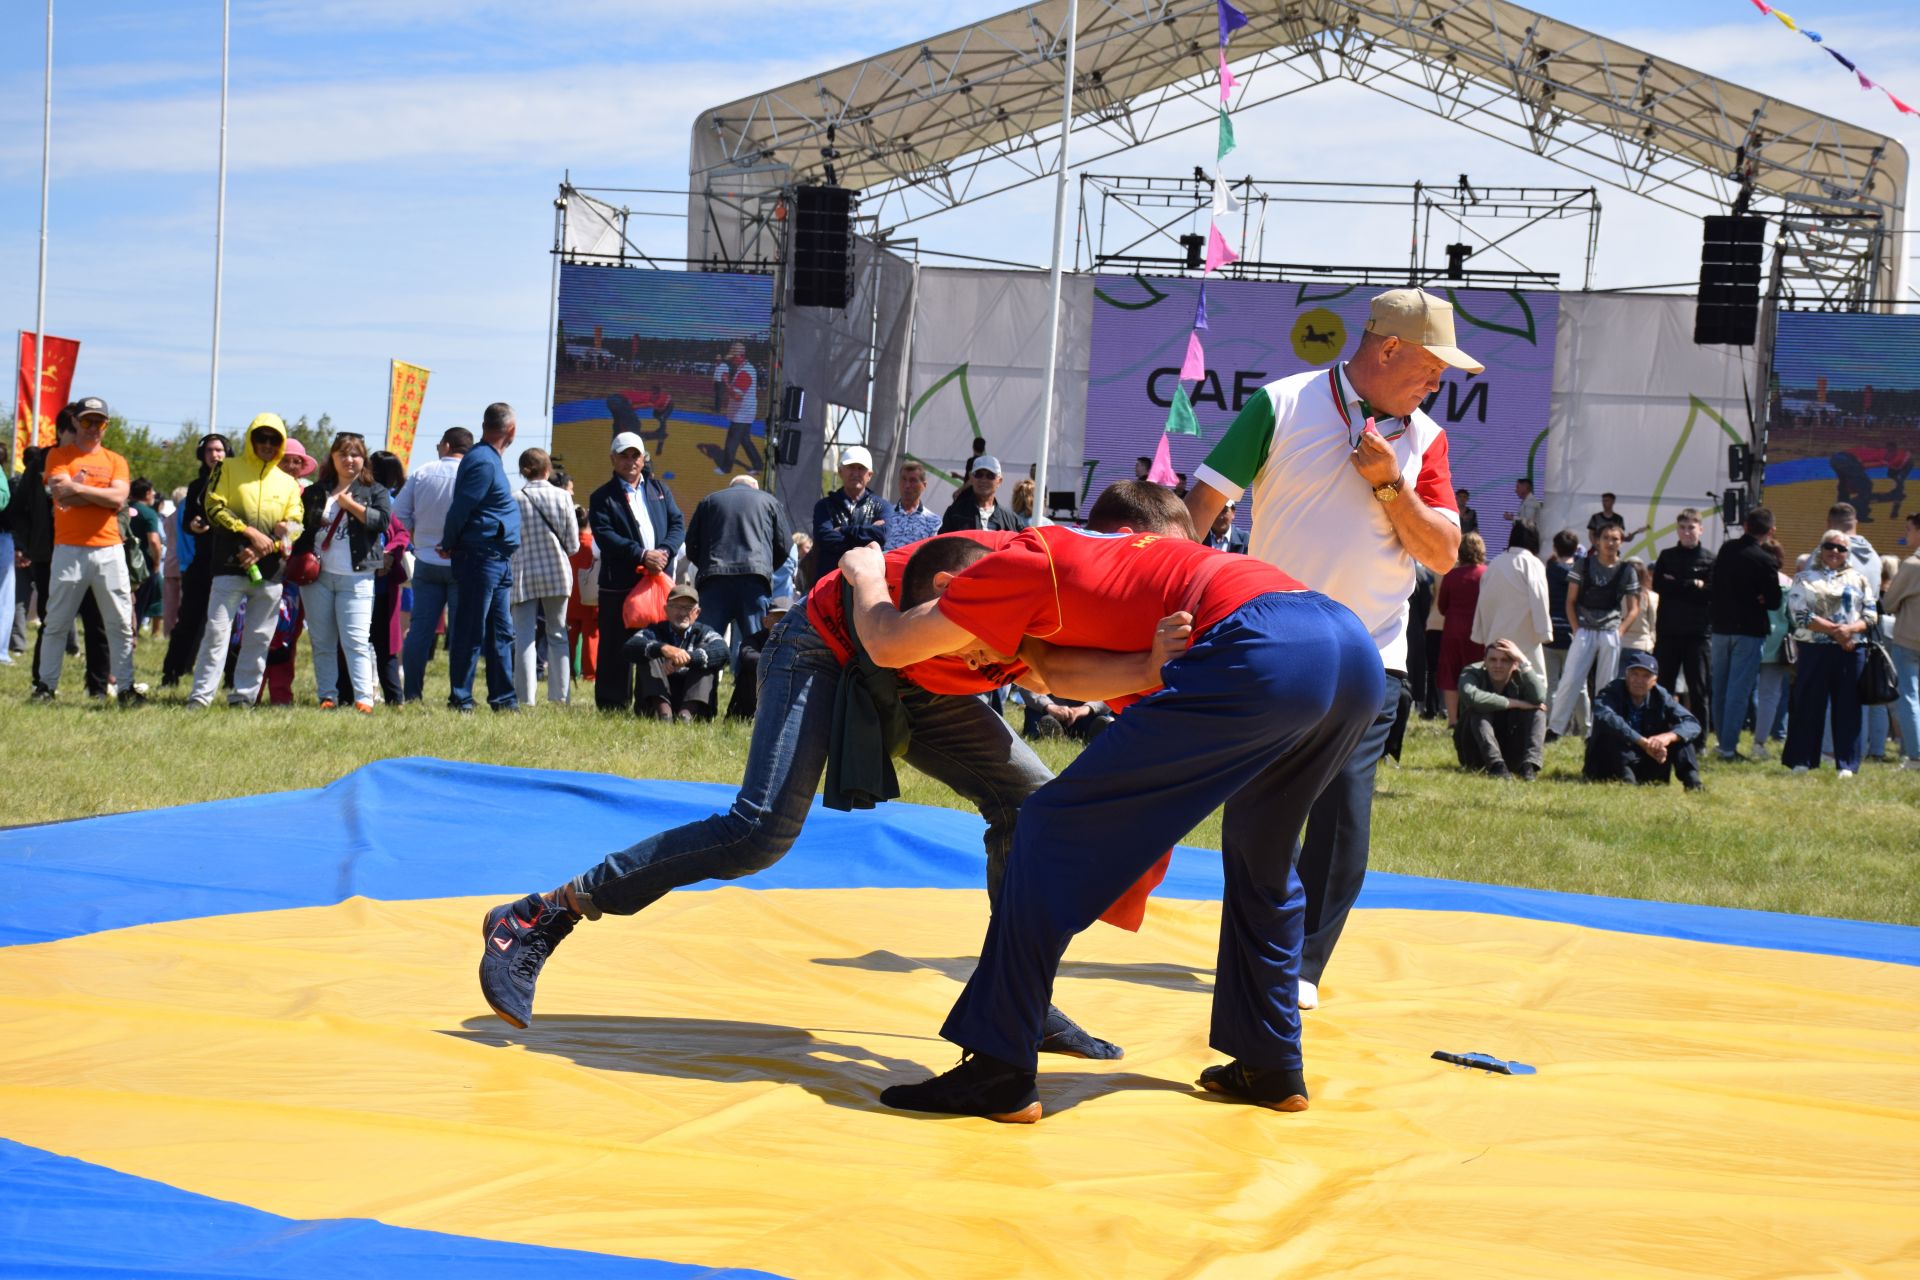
xmin=1082 ymin=277 xmax=1559 ymax=534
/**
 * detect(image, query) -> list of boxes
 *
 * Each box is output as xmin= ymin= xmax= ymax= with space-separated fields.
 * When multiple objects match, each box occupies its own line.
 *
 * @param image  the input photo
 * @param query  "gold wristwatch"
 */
xmin=1372 ymin=479 xmax=1403 ymax=504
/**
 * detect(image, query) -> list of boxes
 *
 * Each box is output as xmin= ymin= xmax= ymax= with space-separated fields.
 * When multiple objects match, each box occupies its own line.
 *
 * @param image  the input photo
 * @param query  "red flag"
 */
xmin=14 ymin=331 xmax=81 ymax=459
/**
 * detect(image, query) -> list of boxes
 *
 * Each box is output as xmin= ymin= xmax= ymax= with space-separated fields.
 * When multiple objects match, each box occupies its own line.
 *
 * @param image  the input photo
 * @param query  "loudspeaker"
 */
xmin=1721 ymin=486 xmax=1748 ymax=526
xmin=775 ymin=426 xmax=803 ymax=467
xmin=1728 ymin=442 xmax=1750 ymax=484
xmin=1694 ymin=215 xmax=1764 ymax=345
xmin=779 ymin=385 xmax=806 ymax=423
xmin=792 ymin=186 xmax=855 ymax=309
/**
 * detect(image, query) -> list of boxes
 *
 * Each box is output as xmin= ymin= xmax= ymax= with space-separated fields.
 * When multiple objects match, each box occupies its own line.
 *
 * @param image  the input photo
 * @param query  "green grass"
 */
xmin=4 ymin=626 xmax=1916 ymax=926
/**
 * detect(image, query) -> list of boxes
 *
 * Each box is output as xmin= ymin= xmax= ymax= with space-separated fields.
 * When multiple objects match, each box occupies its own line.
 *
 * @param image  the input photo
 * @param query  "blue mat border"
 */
xmin=2 ymin=757 xmax=1913 ymax=966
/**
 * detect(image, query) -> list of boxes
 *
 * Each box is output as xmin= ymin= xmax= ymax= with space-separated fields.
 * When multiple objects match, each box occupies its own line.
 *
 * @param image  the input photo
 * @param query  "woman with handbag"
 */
xmin=1782 ymin=530 xmax=1879 ymax=777
xmin=510 ymin=448 xmax=581 ymax=706
xmin=291 ymin=432 xmax=392 ymax=712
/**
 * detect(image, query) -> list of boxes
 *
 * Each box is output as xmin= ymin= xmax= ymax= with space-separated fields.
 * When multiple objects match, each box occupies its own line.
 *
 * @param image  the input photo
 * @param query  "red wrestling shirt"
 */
xmin=935 ymin=526 xmax=1302 ymax=672
xmin=804 ymin=529 xmax=1026 ymax=695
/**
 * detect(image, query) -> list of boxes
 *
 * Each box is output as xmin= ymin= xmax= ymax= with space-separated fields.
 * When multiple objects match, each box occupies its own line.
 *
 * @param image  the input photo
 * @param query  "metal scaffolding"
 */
xmin=686 ymin=0 xmax=1906 ymax=306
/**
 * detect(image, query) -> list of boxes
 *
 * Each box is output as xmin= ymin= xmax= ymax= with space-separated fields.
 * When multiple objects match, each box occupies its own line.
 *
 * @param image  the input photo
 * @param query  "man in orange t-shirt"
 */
xmin=33 ymin=396 xmax=140 ymax=703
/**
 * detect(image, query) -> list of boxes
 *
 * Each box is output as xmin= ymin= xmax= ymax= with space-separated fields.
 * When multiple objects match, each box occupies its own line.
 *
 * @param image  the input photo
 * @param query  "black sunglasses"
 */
xmin=1821 ymin=542 xmax=1848 ymax=552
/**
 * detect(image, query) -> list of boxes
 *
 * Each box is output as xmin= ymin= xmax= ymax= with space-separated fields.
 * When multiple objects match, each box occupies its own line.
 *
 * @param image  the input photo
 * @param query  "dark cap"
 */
xmin=668 ymin=583 xmax=699 ymax=604
xmin=73 ymin=396 xmax=110 ymax=421
xmin=1624 ymin=652 xmax=1658 ymax=675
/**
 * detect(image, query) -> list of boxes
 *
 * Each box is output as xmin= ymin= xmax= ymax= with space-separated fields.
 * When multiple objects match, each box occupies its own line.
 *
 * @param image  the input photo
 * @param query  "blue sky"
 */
xmin=0 ymin=0 xmax=1913 ymax=457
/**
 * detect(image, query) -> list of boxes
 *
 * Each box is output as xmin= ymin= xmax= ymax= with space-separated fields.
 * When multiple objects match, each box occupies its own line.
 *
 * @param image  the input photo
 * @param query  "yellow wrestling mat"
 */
xmin=6 ymin=886 xmax=1918 ymax=1278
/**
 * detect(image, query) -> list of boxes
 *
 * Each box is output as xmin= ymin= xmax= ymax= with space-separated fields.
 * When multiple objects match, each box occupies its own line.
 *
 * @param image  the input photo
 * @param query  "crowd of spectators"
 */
xmin=7 ymin=406 xmax=1916 ymax=785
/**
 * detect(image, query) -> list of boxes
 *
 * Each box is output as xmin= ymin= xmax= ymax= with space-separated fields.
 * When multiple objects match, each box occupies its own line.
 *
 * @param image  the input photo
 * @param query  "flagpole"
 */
xmin=1032 ymin=0 xmax=1079 ymax=526
xmin=31 ymin=0 xmax=52 ymax=449
xmin=208 ymin=0 xmax=230 ymax=437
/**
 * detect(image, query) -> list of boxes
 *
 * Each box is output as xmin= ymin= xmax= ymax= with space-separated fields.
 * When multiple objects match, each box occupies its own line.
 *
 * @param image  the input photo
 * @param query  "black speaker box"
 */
xmin=793 ymin=186 xmax=854 ymax=309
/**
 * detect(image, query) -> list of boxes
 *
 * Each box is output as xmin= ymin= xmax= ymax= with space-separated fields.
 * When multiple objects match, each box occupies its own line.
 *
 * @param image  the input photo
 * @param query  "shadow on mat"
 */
xmin=446 ymin=1015 xmax=1189 ymax=1118
xmin=813 ymin=950 xmax=1214 ymax=994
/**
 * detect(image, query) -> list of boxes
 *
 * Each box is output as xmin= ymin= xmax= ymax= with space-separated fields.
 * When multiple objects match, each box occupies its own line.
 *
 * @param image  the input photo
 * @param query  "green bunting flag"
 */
xmin=1165 ymin=383 xmax=1201 ymax=436
xmin=1217 ymin=107 xmax=1235 ymax=160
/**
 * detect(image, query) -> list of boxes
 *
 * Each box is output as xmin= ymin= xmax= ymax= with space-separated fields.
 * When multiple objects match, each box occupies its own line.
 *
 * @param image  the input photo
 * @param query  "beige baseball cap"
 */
xmin=1365 ymin=289 xmax=1484 ymax=374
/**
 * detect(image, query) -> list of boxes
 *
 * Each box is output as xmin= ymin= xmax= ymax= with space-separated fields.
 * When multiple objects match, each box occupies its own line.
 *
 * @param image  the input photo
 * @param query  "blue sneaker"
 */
xmin=479 ymin=893 xmax=577 ymax=1028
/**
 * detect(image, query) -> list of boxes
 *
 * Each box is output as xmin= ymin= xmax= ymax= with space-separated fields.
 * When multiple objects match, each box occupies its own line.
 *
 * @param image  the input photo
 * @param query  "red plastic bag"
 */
xmin=622 ymin=568 xmax=671 ymax=630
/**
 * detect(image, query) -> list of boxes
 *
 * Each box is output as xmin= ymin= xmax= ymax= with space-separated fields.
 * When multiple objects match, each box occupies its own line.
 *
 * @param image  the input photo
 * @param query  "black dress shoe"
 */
xmin=879 ymin=1051 xmax=1041 ymax=1123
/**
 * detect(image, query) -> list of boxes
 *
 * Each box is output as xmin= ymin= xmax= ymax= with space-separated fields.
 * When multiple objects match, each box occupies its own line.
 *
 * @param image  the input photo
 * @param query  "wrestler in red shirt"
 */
xmin=844 ymin=499 xmax=1385 ymax=1124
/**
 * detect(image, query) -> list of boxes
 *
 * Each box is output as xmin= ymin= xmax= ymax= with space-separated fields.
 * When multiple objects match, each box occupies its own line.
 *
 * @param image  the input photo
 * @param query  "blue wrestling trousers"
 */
xmin=942 ymin=589 xmax=1384 ymax=1073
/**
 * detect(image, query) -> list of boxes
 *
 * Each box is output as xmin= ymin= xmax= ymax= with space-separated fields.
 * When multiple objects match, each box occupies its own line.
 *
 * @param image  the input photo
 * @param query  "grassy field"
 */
xmin=4 ymin=626 xmax=1916 ymax=926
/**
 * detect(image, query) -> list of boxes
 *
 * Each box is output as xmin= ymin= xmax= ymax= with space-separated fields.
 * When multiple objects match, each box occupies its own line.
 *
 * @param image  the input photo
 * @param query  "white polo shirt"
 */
xmin=1193 ymin=364 xmax=1459 ymax=671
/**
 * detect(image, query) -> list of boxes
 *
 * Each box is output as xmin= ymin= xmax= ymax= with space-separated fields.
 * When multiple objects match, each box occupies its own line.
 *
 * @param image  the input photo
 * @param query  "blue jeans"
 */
xmin=942 ymin=592 xmax=1382 ymax=1072
xmin=1893 ymin=643 xmax=1920 ymax=763
xmin=401 ymin=560 xmax=457 ymax=703
xmin=304 ymin=569 xmax=377 ymax=705
xmin=1755 ymin=664 xmax=1791 ymax=746
xmin=572 ymin=609 xmax=1052 ymax=914
xmin=1710 ymin=632 xmax=1764 ymax=757
xmin=1784 ymin=643 xmax=1865 ymax=772
xmin=447 ymin=550 xmax=516 ymax=710
xmin=697 ymin=573 xmax=771 ymax=676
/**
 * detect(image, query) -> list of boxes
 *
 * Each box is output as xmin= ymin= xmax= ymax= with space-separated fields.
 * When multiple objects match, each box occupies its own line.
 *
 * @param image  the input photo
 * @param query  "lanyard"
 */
xmin=1328 ymin=365 xmax=1410 ymax=447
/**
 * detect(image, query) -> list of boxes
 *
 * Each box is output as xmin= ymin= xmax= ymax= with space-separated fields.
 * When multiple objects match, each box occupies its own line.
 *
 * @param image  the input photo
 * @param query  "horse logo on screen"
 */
xmin=1291 ymin=308 xmax=1347 ymax=365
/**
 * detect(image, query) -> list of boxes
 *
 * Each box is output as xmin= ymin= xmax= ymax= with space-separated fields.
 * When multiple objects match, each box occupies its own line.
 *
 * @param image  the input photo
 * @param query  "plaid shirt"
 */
xmin=511 ymin=479 xmax=581 ymax=604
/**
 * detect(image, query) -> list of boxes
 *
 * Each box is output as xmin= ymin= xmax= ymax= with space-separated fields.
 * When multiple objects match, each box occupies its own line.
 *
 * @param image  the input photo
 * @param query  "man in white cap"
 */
xmin=1185 ymin=286 xmax=1477 ymax=1007
xmin=938 ymin=453 xmax=1022 ymax=535
xmin=588 ymin=430 xmax=685 ymax=713
xmin=811 ymin=444 xmax=888 ymax=580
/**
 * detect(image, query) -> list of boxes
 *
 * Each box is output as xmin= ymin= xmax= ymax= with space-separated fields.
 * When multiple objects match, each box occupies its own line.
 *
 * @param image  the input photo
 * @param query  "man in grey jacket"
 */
xmin=685 ymin=474 xmax=793 ymax=677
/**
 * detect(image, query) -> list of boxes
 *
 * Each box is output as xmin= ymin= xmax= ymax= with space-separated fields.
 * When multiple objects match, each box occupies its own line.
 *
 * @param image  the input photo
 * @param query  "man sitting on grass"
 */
xmin=1583 ymin=652 xmax=1703 ymax=791
xmin=625 ymin=583 xmax=729 ymax=722
xmin=1454 ymin=638 xmax=1548 ymax=781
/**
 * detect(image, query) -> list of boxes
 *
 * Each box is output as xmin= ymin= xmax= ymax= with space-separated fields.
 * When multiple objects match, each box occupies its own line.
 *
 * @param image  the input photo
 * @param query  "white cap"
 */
xmin=840 ymin=445 xmax=874 ymax=472
xmin=610 ymin=432 xmax=646 ymax=456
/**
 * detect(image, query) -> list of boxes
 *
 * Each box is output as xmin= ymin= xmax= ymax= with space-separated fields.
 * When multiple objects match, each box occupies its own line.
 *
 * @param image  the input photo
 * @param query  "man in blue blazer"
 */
xmin=589 ymin=432 xmax=686 ymax=712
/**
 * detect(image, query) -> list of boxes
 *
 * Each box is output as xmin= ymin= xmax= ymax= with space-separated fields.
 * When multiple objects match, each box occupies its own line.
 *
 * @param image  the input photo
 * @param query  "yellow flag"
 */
xmin=386 ymin=360 xmax=431 ymax=463
xmin=1773 ymin=8 xmax=1798 ymax=30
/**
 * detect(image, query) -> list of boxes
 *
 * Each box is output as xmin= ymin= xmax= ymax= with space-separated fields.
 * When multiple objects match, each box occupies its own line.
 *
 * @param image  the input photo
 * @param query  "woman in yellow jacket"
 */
xmin=187 ymin=414 xmax=306 ymax=708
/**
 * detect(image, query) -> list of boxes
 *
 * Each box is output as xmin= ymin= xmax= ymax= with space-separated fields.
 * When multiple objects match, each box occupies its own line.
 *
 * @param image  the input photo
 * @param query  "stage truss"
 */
xmin=687 ymin=0 xmax=1906 ymax=308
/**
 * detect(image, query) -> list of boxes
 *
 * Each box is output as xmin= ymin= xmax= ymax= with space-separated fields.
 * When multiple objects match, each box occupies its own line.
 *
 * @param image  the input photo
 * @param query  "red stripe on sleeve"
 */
xmin=1414 ymin=429 xmax=1457 ymax=514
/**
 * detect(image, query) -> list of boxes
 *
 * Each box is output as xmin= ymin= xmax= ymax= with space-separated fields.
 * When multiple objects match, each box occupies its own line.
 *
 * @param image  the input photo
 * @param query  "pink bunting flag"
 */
xmin=1204 ymin=223 xmax=1239 ymax=273
xmin=1219 ymin=50 xmax=1237 ymax=103
xmin=1747 ymin=0 xmax=1771 ymax=11
xmin=1147 ymin=431 xmax=1179 ymax=484
xmin=1859 ymin=70 xmax=1875 ymax=91
xmin=1180 ymin=331 xmax=1207 ymax=382
xmin=1889 ymin=89 xmax=1918 ymax=115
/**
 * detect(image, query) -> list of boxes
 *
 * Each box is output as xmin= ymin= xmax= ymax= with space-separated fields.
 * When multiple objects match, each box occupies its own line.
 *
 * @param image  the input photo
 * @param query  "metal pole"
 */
xmin=1032 ymin=0 xmax=1079 ymax=527
xmin=208 ymin=0 xmax=230 ymax=437
xmin=30 ymin=0 xmax=52 ymax=452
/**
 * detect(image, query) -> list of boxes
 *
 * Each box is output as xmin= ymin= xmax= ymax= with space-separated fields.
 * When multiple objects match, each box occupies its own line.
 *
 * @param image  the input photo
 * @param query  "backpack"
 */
xmin=120 ymin=508 xmax=152 ymax=588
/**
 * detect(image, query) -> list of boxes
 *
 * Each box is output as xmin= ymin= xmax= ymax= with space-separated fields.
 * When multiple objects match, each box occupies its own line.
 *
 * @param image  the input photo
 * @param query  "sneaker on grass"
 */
xmin=479 ymin=892 xmax=577 ymax=1029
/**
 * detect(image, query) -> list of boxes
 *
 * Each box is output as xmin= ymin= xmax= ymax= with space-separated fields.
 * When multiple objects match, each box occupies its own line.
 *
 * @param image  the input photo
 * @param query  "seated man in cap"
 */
xmin=724 ymin=595 xmax=790 ymax=720
xmin=1583 ymin=652 xmax=1703 ymax=790
xmin=939 ymin=454 xmax=1022 ymax=534
xmin=626 ymin=582 xmax=729 ymax=722
xmin=1454 ymin=638 xmax=1548 ymax=780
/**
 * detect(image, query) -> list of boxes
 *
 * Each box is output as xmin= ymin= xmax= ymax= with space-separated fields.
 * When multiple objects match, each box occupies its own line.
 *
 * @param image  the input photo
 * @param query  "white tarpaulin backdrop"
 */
xmin=1542 ymin=293 xmax=1758 ymax=554
xmin=901 ymin=268 xmax=1093 ymax=512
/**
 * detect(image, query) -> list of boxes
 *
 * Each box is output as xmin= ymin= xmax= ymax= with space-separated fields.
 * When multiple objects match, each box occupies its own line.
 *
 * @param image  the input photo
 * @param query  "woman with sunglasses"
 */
xmin=292 ymin=432 xmax=392 ymax=711
xmin=1782 ymin=529 xmax=1879 ymax=777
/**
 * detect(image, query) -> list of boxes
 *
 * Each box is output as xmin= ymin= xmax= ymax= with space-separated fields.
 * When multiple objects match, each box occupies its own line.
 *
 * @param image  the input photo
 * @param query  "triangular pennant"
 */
xmin=1858 ymin=70 xmax=1875 ymax=90
xmin=1217 ymin=106 xmax=1236 ymax=160
xmin=1826 ymin=46 xmax=1856 ymax=72
xmin=1801 ymin=27 xmax=1821 ymax=41
xmin=1888 ymin=89 xmax=1919 ymax=115
xmin=1164 ymin=385 xmax=1201 ymax=438
xmin=1194 ymin=283 xmax=1210 ymax=331
xmin=1204 ymin=223 xmax=1239 ymax=273
xmin=1772 ymin=8 xmax=1798 ymax=32
xmin=1747 ymin=0 xmax=1771 ymax=12
xmin=1148 ymin=431 xmax=1180 ymax=481
xmin=1212 ymin=174 xmax=1243 ymax=219
xmin=1218 ymin=50 xmax=1237 ymax=103
xmin=1180 ymin=331 xmax=1207 ymax=382
xmin=1217 ymin=0 xmax=1249 ymax=47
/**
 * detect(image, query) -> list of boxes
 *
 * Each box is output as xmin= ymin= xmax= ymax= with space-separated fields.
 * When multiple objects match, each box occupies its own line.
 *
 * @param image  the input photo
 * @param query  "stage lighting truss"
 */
xmin=687 ymin=0 xmax=1905 ymax=309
